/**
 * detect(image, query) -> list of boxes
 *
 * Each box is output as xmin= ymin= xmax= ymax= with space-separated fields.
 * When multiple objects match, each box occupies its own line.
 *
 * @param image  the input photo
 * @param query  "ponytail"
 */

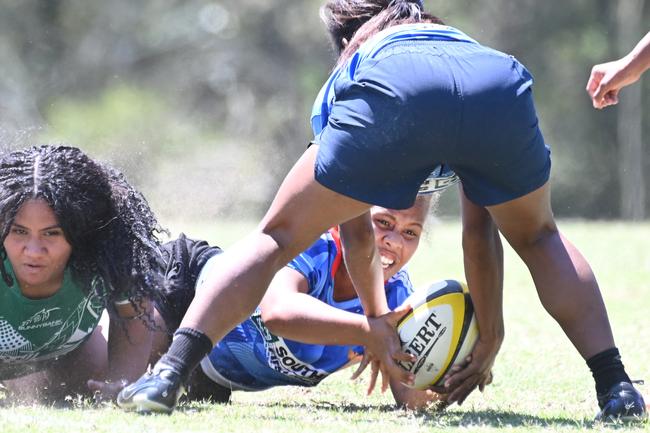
xmin=320 ymin=0 xmax=443 ymax=65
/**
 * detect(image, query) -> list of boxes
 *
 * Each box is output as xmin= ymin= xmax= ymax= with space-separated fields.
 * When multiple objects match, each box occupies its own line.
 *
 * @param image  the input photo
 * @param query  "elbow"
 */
xmin=260 ymin=307 xmax=289 ymax=335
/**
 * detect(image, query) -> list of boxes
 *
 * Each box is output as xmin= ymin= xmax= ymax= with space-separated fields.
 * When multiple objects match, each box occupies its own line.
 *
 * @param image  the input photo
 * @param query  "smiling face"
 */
xmin=371 ymin=195 xmax=431 ymax=280
xmin=3 ymin=199 xmax=72 ymax=298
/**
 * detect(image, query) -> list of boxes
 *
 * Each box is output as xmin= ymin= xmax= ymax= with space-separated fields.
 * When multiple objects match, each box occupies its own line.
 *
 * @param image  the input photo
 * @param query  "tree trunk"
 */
xmin=617 ymin=0 xmax=646 ymax=220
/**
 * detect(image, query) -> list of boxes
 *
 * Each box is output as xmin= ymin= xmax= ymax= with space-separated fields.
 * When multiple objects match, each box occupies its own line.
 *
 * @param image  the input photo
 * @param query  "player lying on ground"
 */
xmin=0 ymin=145 xmax=164 ymax=402
xmin=121 ymin=193 xmax=457 ymax=410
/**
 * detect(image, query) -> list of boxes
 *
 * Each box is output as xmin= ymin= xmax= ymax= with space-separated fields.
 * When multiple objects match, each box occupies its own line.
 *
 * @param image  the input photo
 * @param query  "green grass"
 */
xmin=2 ymin=220 xmax=649 ymax=432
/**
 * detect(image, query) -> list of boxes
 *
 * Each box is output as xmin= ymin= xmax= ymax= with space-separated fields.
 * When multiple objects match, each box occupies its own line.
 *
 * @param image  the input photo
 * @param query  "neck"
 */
xmin=17 ymin=278 xmax=63 ymax=300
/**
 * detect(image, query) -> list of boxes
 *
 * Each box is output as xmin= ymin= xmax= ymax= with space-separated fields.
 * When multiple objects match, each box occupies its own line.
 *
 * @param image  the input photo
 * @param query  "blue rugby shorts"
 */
xmin=313 ymin=40 xmax=551 ymax=209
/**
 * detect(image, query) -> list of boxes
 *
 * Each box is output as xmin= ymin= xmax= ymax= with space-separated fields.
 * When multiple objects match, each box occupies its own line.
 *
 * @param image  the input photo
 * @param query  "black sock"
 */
xmin=586 ymin=347 xmax=631 ymax=395
xmin=158 ymin=327 xmax=213 ymax=380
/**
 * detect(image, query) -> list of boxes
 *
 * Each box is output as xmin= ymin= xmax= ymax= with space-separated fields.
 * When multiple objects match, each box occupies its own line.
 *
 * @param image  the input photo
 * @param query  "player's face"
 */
xmin=370 ymin=195 xmax=430 ymax=280
xmin=3 ymin=199 xmax=72 ymax=298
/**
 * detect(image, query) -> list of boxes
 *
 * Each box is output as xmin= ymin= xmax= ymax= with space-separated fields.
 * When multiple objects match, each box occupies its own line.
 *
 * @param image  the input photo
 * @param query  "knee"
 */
xmin=256 ymin=221 xmax=317 ymax=268
xmin=506 ymin=221 xmax=559 ymax=254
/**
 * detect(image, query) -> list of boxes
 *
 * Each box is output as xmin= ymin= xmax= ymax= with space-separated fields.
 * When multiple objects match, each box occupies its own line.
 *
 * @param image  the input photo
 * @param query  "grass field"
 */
xmin=1 ymin=220 xmax=649 ymax=432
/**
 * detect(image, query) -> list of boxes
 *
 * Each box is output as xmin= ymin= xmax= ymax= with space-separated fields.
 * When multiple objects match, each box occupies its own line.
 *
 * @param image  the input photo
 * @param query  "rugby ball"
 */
xmin=396 ymin=279 xmax=478 ymax=390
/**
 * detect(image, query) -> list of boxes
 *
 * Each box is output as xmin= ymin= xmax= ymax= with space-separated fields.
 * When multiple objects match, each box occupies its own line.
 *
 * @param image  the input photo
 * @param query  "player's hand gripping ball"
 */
xmin=397 ymin=280 xmax=478 ymax=389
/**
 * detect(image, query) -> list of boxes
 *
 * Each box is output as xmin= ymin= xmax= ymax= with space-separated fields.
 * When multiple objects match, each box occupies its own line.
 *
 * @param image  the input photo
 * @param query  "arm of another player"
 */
xmin=88 ymin=299 xmax=154 ymax=398
xmin=443 ymin=186 xmax=504 ymax=405
xmin=337 ymin=213 xmax=415 ymax=389
xmin=339 ymin=212 xmax=389 ymax=317
xmin=261 ymin=267 xmax=415 ymax=391
xmin=587 ymin=30 xmax=650 ymax=109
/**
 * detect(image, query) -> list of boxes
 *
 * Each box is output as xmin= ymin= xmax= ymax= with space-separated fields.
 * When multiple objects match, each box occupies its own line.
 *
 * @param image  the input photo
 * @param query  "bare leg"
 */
xmin=180 ymin=145 xmax=371 ymax=343
xmin=487 ymin=182 xmax=614 ymax=359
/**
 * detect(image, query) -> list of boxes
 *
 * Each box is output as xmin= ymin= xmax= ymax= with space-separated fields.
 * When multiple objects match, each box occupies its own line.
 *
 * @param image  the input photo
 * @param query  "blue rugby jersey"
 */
xmin=200 ymin=229 xmax=414 ymax=391
xmin=310 ymin=23 xmax=477 ymax=136
xmin=310 ymin=23 xmax=472 ymax=194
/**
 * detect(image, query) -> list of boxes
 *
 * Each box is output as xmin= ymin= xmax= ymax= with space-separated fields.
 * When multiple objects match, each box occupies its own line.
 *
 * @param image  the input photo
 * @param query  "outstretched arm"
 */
xmin=260 ymin=267 xmax=374 ymax=346
xmin=587 ymin=31 xmax=650 ymax=109
xmin=261 ymin=266 xmax=414 ymax=391
xmin=443 ymin=187 xmax=503 ymax=405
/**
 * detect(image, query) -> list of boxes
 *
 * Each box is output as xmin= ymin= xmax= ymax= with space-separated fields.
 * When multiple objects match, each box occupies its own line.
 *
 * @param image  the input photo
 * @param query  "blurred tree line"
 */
xmin=0 ymin=0 xmax=648 ymax=221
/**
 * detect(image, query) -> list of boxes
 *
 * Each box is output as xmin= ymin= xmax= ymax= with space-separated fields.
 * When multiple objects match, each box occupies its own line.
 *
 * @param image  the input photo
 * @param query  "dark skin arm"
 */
xmin=338 ymin=212 xmax=414 ymax=389
xmin=87 ymin=299 xmax=154 ymax=399
xmin=442 ymin=186 xmax=503 ymax=405
xmin=261 ymin=267 xmax=416 ymax=396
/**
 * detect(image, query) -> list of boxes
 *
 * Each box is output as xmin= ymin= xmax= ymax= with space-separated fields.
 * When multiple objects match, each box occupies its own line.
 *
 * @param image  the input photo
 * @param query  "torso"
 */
xmin=201 ymin=229 xmax=414 ymax=391
xmin=0 ymin=259 xmax=104 ymax=367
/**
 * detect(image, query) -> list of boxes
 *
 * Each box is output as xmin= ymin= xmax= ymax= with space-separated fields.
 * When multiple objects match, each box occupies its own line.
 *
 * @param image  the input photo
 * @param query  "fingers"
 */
xmin=386 ymin=303 xmax=412 ymax=327
xmin=87 ymin=379 xmax=103 ymax=393
xmin=586 ymin=69 xmax=602 ymax=97
xmin=351 ymin=354 xmax=371 ymax=380
xmin=428 ymin=384 xmax=448 ymax=394
xmin=87 ymin=379 xmax=127 ymax=400
xmin=384 ymin=357 xmax=414 ymax=386
xmin=392 ymin=349 xmax=416 ymax=364
xmin=592 ymin=76 xmax=620 ymax=109
xmin=447 ymin=374 xmax=480 ymax=405
xmin=366 ymin=360 xmax=380 ymax=395
xmin=443 ymin=361 xmax=474 ymax=389
xmin=478 ymin=370 xmax=493 ymax=392
xmin=380 ymin=364 xmax=389 ymax=393
xmin=602 ymin=90 xmax=619 ymax=106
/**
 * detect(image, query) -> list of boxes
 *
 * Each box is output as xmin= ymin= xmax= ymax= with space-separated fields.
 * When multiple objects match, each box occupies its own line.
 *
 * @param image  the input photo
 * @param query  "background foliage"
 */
xmin=0 ymin=0 xmax=648 ymax=221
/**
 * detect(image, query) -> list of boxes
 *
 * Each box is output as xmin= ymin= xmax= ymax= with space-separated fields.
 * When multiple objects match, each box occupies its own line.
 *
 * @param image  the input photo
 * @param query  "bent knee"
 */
xmin=505 ymin=222 xmax=559 ymax=253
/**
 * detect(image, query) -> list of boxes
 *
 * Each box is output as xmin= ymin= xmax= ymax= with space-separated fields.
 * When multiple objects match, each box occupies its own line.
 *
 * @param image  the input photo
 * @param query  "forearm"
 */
xmin=107 ymin=305 xmax=154 ymax=382
xmin=623 ymin=31 xmax=650 ymax=79
xmin=339 ymin=213 xmax=389 ymax=316
xmin=461 ymin=197 xmax=504 ymax=344
xmin=262 ymin=293 xmax=370 ymax=346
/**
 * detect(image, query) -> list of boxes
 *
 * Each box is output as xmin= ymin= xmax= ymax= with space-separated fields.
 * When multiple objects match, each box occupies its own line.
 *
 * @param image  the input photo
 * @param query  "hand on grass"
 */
xmin=87 ymin=378 xmax=128 ymax=401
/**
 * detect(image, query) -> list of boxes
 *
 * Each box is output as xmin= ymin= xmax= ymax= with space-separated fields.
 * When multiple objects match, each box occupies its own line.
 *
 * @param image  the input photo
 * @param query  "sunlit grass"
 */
xmin=1 ymin=220 xmax=648 ymax=432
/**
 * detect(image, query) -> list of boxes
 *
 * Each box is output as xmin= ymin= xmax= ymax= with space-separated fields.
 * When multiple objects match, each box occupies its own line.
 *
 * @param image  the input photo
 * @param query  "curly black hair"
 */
xmin=0 ymin=145 xmax=166 ymax=316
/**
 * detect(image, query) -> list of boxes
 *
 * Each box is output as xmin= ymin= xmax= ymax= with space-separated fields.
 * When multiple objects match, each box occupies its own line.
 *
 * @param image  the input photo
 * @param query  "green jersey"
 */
xmin=0 ymin=258 xmax=104 ymax=364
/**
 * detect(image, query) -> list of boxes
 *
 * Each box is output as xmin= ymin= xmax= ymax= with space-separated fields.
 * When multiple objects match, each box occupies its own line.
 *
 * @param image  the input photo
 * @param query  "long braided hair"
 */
xmin=0 ymin=145 xmax=165 ymax=317
xmin=320 ymin=0 xmax=444 ymax=65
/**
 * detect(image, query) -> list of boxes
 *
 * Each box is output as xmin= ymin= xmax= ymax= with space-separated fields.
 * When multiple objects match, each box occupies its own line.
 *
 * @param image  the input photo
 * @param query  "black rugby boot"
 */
xmin=595 ymin=381 xmax=647 ymax=423
xmin=117 ymin=362 xmax=185 ymax=414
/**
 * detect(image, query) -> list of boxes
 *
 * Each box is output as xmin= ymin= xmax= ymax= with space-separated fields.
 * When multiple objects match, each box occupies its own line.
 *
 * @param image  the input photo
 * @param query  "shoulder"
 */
xmin=286 ymin=231 xmax=339 ymax=294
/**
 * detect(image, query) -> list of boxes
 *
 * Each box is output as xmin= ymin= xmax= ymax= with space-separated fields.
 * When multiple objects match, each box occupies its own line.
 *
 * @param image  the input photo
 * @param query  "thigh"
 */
xmin=485 ymin=181 xmax=557 ymax=249
xmin=260 ymin=145 xmax=374 ymax=265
